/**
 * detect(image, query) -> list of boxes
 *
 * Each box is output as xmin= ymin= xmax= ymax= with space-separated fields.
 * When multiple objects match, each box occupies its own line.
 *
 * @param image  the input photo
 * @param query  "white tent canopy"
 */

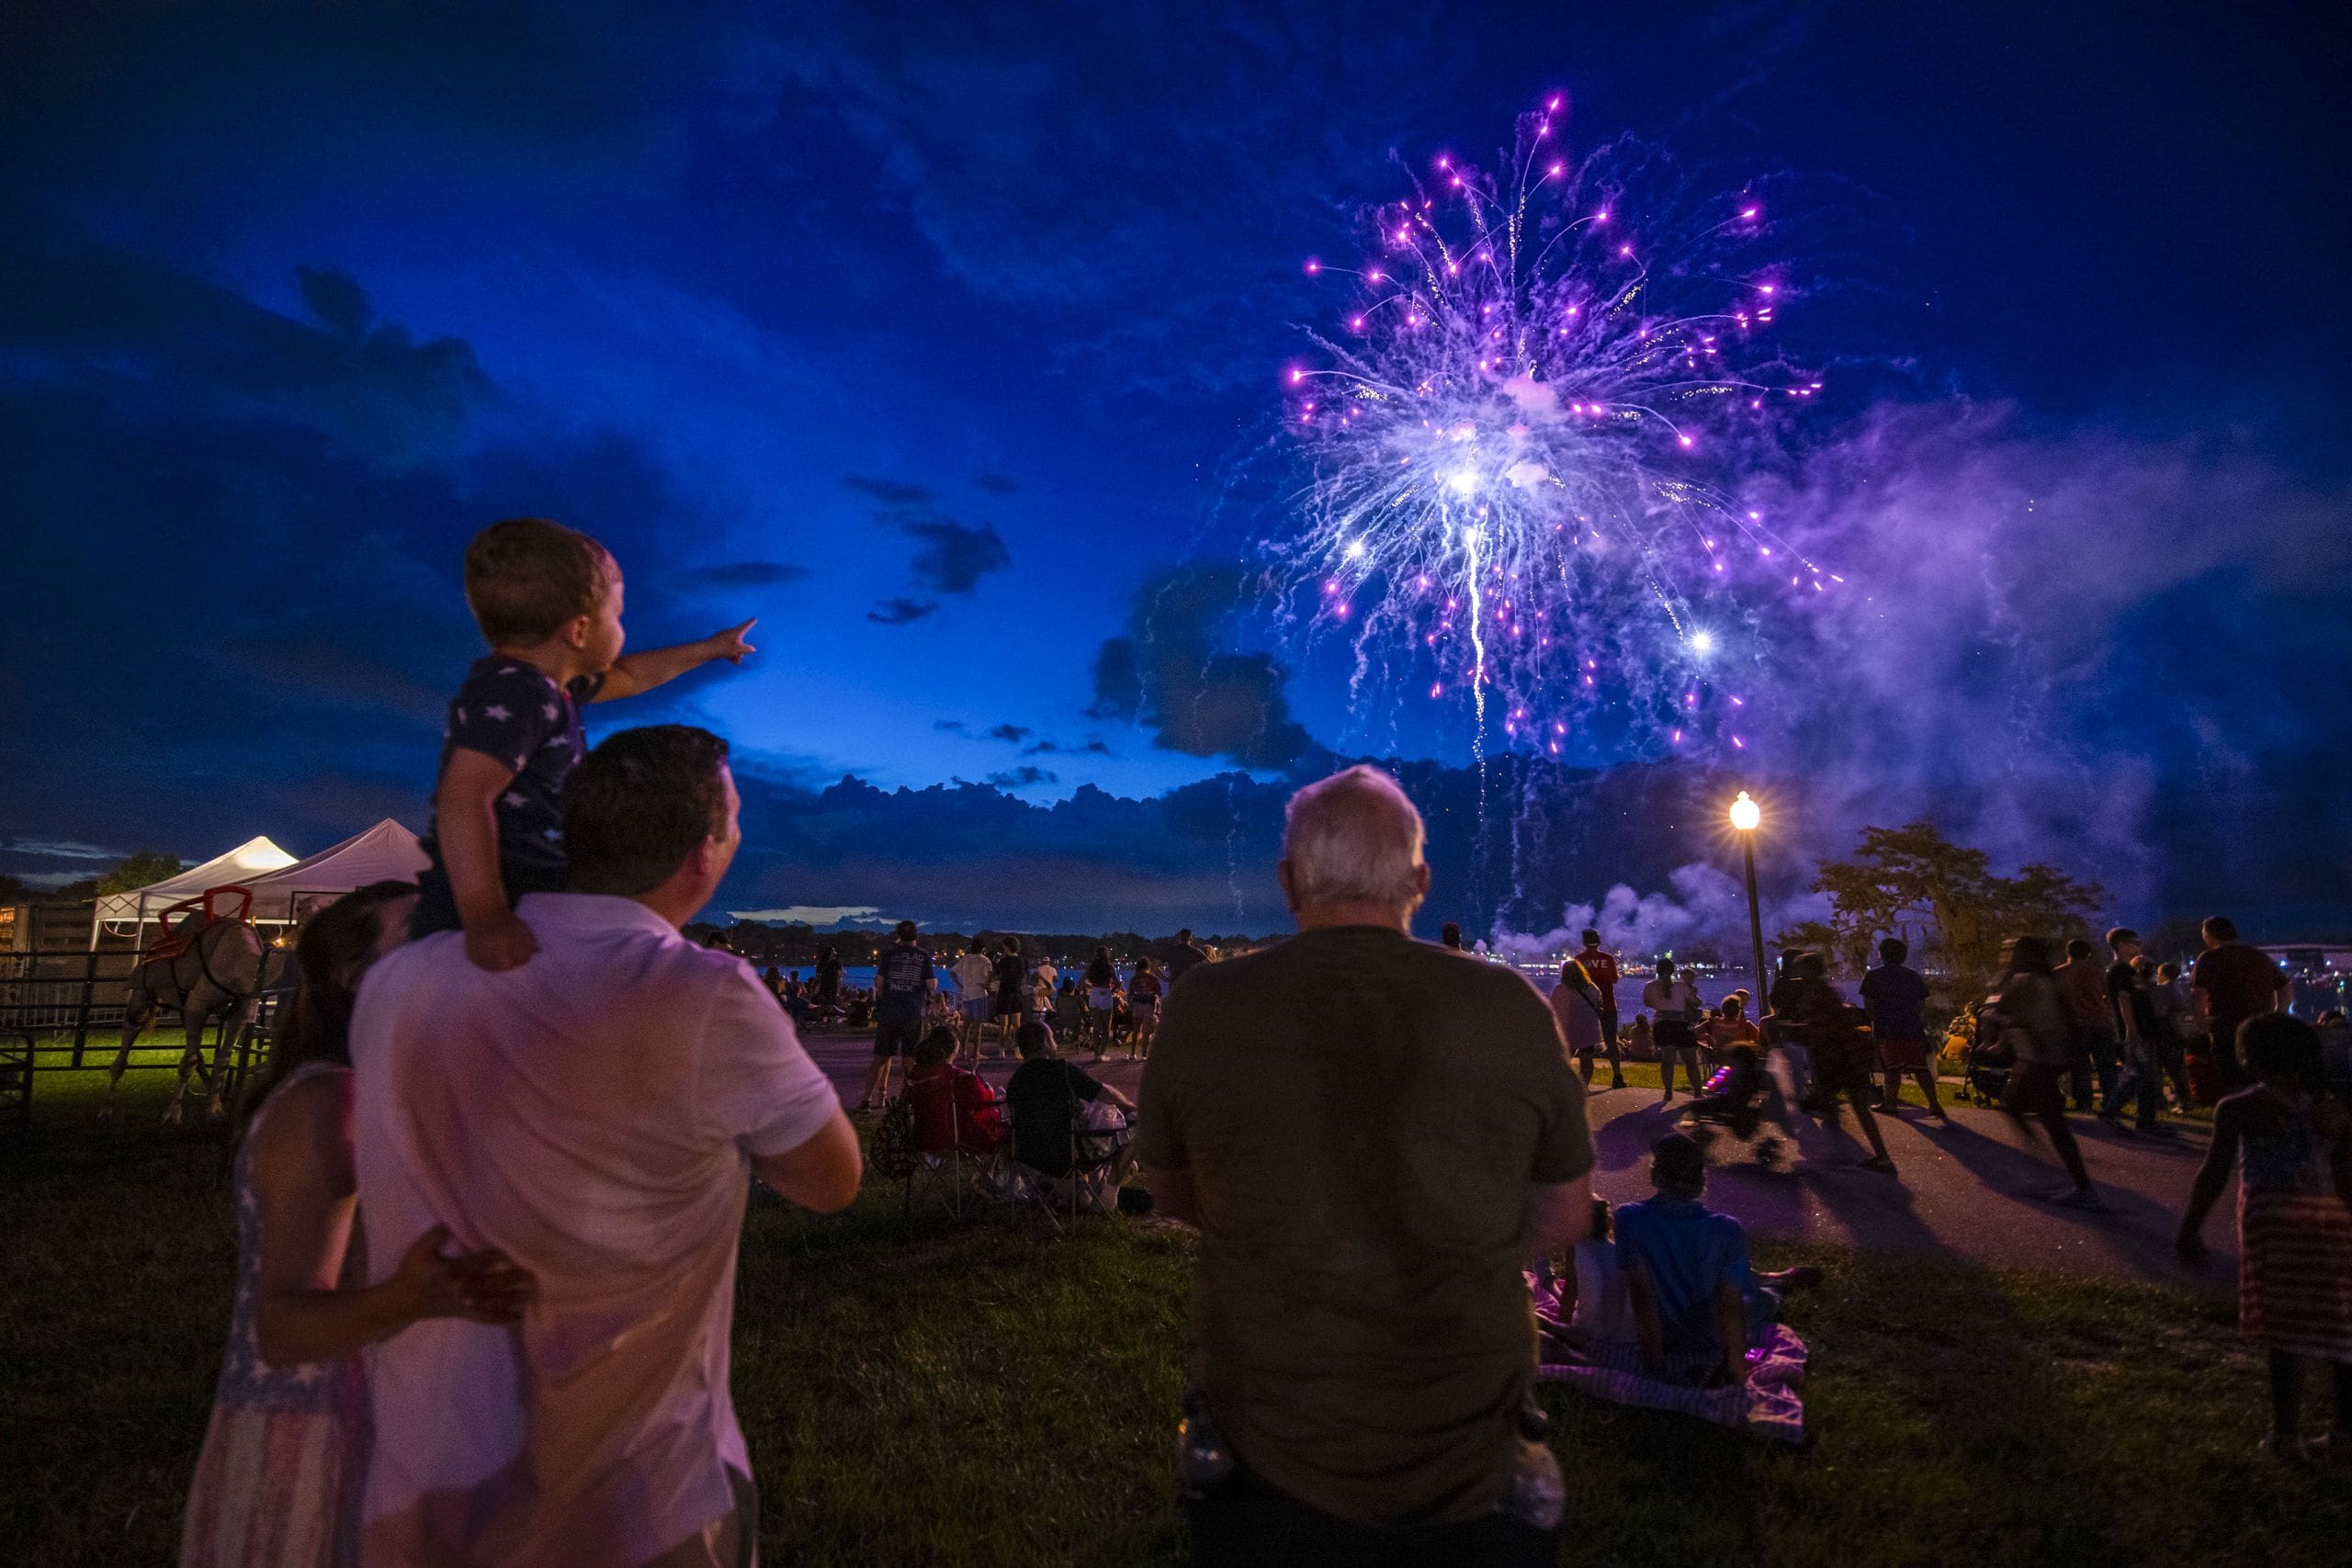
xmin=91 ymin=821 xmax=430 ymax=942
xmin=238 ymin=820 xmax=431 ymax=922
xmin=92 ymin=835 xmax=298 ymax=927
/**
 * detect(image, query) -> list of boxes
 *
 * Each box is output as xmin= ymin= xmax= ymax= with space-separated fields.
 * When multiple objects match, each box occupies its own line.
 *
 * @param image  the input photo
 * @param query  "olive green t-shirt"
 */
xmin=1137 ymin=925 xmax=1592 ymax=1527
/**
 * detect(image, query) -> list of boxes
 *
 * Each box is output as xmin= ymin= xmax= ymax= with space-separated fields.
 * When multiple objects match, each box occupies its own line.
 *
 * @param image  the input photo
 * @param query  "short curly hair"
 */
xmin=463 ymin=516 xmax=613 ymax=645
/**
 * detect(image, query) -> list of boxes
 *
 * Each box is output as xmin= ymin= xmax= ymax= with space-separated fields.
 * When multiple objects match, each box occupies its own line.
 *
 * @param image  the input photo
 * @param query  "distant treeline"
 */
xmin=682 ymin=921 xmax=1264 ymax=969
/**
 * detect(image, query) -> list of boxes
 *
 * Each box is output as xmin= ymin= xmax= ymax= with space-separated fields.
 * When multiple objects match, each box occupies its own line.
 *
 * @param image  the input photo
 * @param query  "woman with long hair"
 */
xmin=181 ymin=882 xmax=535 ymax=1568
xmin=1986 ymin=934 xmax=2099 ymax=1209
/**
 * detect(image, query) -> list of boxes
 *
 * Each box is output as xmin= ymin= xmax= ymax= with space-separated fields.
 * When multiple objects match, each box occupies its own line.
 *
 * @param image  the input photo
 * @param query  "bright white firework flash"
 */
xmin=1275 ymin=98 xmax=1841 ymax=761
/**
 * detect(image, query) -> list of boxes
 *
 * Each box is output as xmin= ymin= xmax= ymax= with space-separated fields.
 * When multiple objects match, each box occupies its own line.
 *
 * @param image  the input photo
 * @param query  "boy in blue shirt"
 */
xmin=414 ymin=516 xmax=755 ymax=965
xmin=1613 ymin=1134 xmax=1817 ymax=1385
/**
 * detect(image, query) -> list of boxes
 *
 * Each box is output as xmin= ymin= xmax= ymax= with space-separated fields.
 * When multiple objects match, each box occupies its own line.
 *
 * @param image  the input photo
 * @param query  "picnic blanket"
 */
xmin=1530 ymin=1272 xmax=1809 ymax=1445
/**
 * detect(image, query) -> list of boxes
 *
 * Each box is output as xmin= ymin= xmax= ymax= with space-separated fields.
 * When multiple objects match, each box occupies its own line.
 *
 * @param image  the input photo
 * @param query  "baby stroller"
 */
xmin=1960 ymin=1006 xmax=2015 ymax=1106
xmin=1680 ymin=1045 xmax=1790 ymax=1167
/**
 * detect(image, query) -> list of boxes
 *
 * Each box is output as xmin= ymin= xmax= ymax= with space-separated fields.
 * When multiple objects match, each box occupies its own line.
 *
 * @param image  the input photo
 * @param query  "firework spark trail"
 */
xmin=1272 ymin=97 xmax=1842 ymax=761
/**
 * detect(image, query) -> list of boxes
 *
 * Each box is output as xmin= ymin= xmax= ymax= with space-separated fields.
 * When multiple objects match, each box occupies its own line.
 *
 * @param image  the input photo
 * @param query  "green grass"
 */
xmin=4 ymin=1077 xmax=2346 ymax=1566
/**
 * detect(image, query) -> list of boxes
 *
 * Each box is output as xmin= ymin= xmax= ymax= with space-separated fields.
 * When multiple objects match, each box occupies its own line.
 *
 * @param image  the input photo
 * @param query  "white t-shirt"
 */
xmin=952 ymin=952 xmax=995 ymax=998
xmin=1642 ymin=976 xmax=1701 ymax=1023
xmin=1571 ymin=1239 xmax=1637 ymax=1346
xmin=351 ymin=893 xmax=840 ymax=1567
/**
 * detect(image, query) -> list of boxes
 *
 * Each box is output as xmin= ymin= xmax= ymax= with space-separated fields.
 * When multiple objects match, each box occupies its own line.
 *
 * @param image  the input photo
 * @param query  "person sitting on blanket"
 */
xmin=1548 ymin=1198 xmax=1638 ymax=1355
xmin=1614 ymin=1134 xmax=1820 ymax=1386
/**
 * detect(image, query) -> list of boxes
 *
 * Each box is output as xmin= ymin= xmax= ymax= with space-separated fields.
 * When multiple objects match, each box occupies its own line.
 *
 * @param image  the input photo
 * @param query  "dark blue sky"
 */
xmin=3 ymin=2 xmax=2346 ymax=937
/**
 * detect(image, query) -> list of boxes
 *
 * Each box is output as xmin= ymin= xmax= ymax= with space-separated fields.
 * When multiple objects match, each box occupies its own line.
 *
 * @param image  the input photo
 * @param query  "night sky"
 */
xmin=4 ymin=2 xmax=2346 ymax=939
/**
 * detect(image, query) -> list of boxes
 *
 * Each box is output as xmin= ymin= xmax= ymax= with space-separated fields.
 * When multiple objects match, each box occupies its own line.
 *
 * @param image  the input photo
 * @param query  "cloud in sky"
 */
xmin=902 ymin=517 xmax=1009 ymax=595
xmin=841 ymin=473 xmax=933 ymax=506
xmin=672 ymin=559 xmax=809 ymax=589
xmin=726 ymin=904 xmax=887 ymax=927
xmin=714 ymin=750 xmax=1800 ymax=935
xmin=5 ymin=2 xmax=2348 ymax=938
xmin=842 ymin=472 xmax=1011 ymax=622
xmin=865 ymin=597 xmax=936 ymax=626
xmin=1091 ymin=564 xmax=1321 ymax=772
xmin=0 ymin=220 xmax=493 ymax=471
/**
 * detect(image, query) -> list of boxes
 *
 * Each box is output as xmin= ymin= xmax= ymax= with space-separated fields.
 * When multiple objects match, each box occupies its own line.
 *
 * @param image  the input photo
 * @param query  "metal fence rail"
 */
xmin=0 ymin=951 xmax=275 ymax=1132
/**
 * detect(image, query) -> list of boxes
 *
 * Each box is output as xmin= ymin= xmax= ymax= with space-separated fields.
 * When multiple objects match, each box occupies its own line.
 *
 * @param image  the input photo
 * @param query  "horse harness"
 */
xmin=135 ymin=887 xmax=266 ymax=1005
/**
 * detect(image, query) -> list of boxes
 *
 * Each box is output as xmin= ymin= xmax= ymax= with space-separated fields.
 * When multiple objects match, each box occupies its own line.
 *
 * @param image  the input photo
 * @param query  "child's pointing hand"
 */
xmin=707 ymin=619 xmax=757 ymax=666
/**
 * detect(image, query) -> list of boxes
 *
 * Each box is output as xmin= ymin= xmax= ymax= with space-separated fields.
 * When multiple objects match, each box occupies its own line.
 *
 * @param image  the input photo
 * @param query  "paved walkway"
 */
xmin=800 ymin=1029 xmax=2233 ymax=1291
xmin=1578 ymin=1082 xmax=2232 ymax=1291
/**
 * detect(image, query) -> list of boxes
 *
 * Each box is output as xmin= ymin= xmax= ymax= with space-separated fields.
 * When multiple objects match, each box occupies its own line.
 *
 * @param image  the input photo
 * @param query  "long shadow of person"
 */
xmin=1590 ymin=1097 xmax=1695 ymax=1172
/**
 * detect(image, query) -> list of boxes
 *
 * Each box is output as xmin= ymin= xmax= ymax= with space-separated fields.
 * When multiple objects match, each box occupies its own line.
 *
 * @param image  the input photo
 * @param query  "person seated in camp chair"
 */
xmin=903 ymin=1027 xmax=1008 ymax=1161
xmin=1614 ymin=1134 xmax=1820 ymax=1388
xmin=1006 ymin=1020 xmax=1138 ymax=1201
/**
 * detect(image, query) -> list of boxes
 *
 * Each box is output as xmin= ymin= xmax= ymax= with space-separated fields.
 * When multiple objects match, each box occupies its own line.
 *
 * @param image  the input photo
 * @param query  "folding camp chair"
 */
xmin=1006 ymin=1096 xmax=1130 ymax=1235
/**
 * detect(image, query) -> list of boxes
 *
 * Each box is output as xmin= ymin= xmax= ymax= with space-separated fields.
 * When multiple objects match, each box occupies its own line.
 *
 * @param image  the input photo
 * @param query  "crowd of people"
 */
xmin=761 ymin=932 xmax=1187 ymax=1114
xmin=174 ymin=516 xmax=2351 ymax=1568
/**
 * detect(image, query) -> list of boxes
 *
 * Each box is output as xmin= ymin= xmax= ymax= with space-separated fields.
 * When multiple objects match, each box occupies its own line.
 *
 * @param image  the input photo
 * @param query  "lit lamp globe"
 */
xmin=1729 ymin=792 xmax=1760 ymax=832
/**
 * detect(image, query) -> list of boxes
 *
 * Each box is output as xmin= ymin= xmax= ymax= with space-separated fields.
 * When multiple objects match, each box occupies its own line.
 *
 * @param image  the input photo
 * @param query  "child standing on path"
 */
xmin=2178 ymin=1014 xmax=2352 ymax=1461
xmin=413 ymin=517 xmax=755 ymax=965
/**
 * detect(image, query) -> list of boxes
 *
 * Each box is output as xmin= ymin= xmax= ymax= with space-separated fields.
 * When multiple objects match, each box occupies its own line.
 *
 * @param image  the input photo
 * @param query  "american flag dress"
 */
xmin=179 ymin=1063 xmax=368 ymax=1567
xmin=2236 ymin=1089 xmax=2352 ymax=1365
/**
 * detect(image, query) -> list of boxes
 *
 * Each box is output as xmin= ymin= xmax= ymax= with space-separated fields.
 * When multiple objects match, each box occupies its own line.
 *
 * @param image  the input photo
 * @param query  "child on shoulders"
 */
xmin=414 ymin=516 xmax=755 ymax=966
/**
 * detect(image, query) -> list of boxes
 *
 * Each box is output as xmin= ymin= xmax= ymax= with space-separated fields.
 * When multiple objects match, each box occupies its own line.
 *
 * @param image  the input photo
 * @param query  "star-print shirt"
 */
xmin=421 ymin=656 xmax=605 ymax=881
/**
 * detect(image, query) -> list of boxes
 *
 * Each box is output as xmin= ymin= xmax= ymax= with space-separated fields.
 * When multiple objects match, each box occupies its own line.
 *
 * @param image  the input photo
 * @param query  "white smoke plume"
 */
xmin=1490 ymin=863 xmax=1826 ymax=970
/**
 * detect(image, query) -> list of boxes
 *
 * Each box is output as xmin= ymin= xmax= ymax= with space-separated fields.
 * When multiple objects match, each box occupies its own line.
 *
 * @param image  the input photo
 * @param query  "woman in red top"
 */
xmin=903 ymin=1028 xmax=1009 ymax=1158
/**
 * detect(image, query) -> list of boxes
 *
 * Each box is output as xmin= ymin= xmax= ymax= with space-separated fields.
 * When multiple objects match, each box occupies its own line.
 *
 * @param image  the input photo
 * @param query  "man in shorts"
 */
xmin=951 ymin=942 xmax=996 ymax=1058
xmin=860 ymin=920 xmax=933 ymax=1111
xmin=1860 ymin=937 xmax=1944 ymax=1118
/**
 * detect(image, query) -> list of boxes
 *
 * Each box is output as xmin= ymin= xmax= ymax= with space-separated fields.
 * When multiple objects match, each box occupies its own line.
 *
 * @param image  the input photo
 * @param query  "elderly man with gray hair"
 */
xmin=1139 ymin=764 xmax=1594 ymax=1565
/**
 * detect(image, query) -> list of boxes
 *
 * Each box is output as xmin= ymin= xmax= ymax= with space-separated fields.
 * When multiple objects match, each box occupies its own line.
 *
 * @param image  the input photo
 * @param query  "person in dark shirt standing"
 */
xmin=858 ymin=920 xmax=933 ymax=1112
xmin=1860 ymin=937 xmax=1944 ymax=1118
xmin=1164 ymin=928 xmax=1209 ymax=987
xmin=813 ymin=944 xmax=843 ymax=1017
xmin=990 ymin=937 xmax=1028 ymax=1056
xmin=2192 ymin=916 xmax=2292 ymax=1097
xmin=1141 ymin=765 xmax=1592 ymax=1563
xmin=2105 ymin=928 xmax=2172 ymax=1134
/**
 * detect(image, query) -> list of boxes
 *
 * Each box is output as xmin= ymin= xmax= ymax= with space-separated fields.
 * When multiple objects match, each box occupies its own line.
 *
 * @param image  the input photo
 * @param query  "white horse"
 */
xmin=102 ymin=908 xmax=282 ymax=1123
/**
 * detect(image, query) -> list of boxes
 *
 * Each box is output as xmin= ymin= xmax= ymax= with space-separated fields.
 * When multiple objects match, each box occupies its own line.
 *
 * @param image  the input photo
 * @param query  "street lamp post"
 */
xmin=1730 ymin=792 xmax=1768 ymax=1006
